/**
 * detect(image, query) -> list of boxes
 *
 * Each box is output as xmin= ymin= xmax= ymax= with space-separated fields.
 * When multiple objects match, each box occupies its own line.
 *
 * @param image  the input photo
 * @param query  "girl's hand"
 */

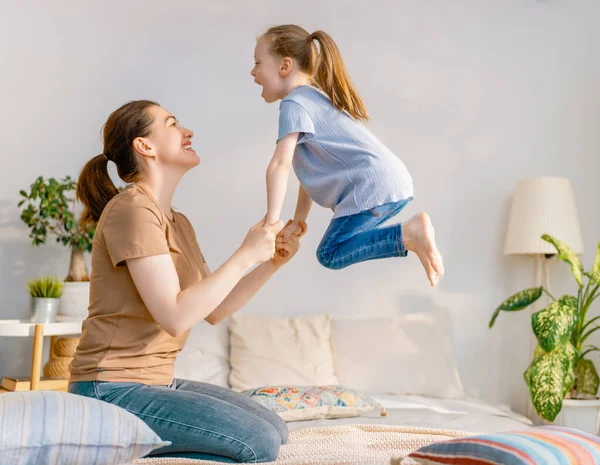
xmin=276 ymin=220 xmax=307 ymax=258
xmin=278 ymin=219 xmax=307 ymax=244
xmin=273 ymin=221 xmax=306 ymax=266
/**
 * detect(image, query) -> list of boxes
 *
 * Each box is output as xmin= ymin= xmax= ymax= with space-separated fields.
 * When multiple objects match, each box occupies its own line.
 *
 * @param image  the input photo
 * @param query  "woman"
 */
xmin=68 ymin=100 xmax=306 ymax=463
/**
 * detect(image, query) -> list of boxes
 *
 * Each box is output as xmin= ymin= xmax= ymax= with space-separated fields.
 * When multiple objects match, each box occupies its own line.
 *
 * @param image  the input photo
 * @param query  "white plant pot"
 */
xmin=554 ymin=398 xmax=600 ymax=435
xmin=58 ymin=282 xmax=90 ymax=319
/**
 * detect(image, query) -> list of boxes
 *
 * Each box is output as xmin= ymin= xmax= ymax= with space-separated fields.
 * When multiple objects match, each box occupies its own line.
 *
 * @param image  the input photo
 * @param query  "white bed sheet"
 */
xmin=286 ymin=394 xmax=532 ymax=434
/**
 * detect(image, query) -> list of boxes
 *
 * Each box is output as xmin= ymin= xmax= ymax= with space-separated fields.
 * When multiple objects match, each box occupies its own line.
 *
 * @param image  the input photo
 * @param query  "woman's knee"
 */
xmin=256 ymin=406 xmax=288 ymax=445
xmin=241 ymin=424 xmax=281 ymax=463
xmin=272 ymin=413 xmax=289 ymax=444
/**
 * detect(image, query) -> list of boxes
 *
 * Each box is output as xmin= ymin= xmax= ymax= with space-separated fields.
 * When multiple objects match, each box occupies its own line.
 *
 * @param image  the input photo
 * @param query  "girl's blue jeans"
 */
xmin=316 ymin=198 xmax=413 ymax=270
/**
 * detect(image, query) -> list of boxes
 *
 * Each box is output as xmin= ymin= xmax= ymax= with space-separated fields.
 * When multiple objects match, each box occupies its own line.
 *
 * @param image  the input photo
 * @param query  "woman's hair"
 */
xmin=77 ymin=100 xmax=158 ymax=225
xmin=264 ymin=25 xmax=368 ymax=121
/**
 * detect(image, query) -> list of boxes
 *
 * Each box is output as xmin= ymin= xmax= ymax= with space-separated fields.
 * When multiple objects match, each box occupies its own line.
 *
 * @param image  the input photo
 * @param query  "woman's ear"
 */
xmin=133 ymin=137 xmax=155 ymax=159
xmin=279 ymin=57 xmax=294 ymax=77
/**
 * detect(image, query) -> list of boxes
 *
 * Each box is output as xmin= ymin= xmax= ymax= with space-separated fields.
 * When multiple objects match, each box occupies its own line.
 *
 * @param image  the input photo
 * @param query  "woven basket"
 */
xmin=43 ymin=336 xmax=80 ymax=379
xmin=44 ymin=356 xmax=72 ymax=378
xmin=52 ymin=337 xmax=80 ymax=357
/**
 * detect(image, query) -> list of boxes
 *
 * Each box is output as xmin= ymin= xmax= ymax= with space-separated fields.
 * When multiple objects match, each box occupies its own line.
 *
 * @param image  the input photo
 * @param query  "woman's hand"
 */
xmin=238 ymin=218 xmax=284 ymax=266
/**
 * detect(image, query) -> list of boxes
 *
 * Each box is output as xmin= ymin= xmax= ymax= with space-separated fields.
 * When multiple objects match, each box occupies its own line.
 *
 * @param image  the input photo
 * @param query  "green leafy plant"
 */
xmin=490 ymin=235 xmax=600 ymax=422
xmin=19 ymin=176 xmax=95 ymax=281
xmin=27 ymin=276 xmax=64 ymax=299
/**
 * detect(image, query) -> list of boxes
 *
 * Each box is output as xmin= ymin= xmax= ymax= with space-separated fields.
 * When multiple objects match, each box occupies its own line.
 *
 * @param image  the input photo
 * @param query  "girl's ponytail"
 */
xmin=310 ymin=30 xmax=369 ymax=121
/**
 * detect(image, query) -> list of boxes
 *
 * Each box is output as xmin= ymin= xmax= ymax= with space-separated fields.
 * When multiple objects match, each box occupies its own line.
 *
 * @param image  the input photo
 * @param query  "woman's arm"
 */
xmin=205 ymin=225 xmax=305 ymax=324
xmin=126 ymin=219 xmax=283 ymax=337
xmin=264 ymin=132 xmax=298 ymax=225
xmin=204 ymin=260 xmax=278 ymax=325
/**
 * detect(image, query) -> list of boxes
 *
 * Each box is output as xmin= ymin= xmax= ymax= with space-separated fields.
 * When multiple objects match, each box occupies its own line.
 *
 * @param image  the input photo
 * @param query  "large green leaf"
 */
xmin=529 ymin=346 xmax=573 ymax=421
xmin=524 ymin=345 xmax=547 ymax=386
xmin=589 ymin=242 xmax=600 ymax=285
xmin=562 ymin=342 xmax=579 ymax=397
xmin=542 ymin=234 xmax=584 ymax=288
xmin=586 ymin=272 xmax=600 ymax=286
xmin=575 ymin=358 xmax=600 ymax=396
xmin=489 ymin=287 xmax=543 ymax=328
xmin=532 ymin=295 xmax=578 ymax=352
xmin=532 ymin=345 xmax=547 ymax=361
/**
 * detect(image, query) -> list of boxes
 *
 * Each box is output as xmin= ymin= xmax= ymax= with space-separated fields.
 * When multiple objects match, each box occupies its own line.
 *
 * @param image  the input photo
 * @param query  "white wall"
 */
xmin=1 ymin=0 xmax=598 ymax=415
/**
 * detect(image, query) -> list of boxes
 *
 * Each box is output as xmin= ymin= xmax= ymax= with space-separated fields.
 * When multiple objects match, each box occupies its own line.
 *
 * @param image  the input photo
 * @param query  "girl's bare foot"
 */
xmin=402 ymin=213 xmax=444 ymax=286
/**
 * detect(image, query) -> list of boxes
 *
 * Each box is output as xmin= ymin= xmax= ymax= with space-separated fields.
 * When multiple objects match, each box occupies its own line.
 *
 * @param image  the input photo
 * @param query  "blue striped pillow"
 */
xmin=0 ymin=391 xmax=170 ymax=465
xmin=409 ymin=425 xmax=600 ymax=464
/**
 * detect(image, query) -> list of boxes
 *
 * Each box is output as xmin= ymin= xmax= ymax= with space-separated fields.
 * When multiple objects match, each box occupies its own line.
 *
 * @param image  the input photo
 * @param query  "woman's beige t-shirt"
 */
xmin=69 ymin=183 xmax=209 ymax=385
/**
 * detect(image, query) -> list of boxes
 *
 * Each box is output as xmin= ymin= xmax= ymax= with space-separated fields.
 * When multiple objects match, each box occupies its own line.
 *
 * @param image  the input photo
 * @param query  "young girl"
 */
xmin=251 ymin=24 xmax=444 ymax=286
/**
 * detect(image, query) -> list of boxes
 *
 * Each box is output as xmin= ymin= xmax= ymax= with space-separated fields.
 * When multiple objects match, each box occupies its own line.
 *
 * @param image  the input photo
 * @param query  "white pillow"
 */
xmin=331 ymin=311 xmax=464 ymax=398
xmin=229 ymin=313 xmax=340 ymax=391
xmin=174 ymin=320 xmax=230 ymax=388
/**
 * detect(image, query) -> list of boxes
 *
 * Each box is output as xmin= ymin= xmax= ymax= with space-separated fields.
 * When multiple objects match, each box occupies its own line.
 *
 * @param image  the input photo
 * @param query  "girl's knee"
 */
xmin=316 ymin=248 xmax=344 ymax=270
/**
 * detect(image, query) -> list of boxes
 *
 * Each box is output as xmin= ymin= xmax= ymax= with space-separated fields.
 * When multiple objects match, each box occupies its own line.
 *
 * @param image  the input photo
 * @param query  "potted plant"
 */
xmin=490 ymin=234 xmax=600 ymax=433
xmin=19 ymin=176 xmax=95 ymax=318
xmin=28 ymin=276 xmax=64 ymax=323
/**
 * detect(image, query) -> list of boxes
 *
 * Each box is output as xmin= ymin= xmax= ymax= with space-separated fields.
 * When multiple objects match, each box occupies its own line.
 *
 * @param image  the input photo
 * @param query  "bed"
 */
xmin=131 ymin=394 xmax=531 ymax=465
xmin=125 ymin=311 xmax=533 ymax=464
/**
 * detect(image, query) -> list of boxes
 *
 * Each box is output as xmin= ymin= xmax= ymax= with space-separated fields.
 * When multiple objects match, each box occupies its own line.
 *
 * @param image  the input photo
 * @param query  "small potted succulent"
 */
xmin=19 ymin=176 xmax=95 ymax=318
xmin=490 ymin=234 xmax=600 ymax=434
xmin=28 ymin=276 xmax=64 ymax=323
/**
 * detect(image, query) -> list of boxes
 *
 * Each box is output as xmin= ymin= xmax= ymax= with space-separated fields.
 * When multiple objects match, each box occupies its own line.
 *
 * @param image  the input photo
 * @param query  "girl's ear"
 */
xmin=279 ymin=57 xmax=293 ymax=77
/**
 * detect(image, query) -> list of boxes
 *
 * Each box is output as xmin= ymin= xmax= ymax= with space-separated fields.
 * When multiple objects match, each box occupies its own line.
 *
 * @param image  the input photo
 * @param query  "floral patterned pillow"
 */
xmin=242 ymin=385 xmax=387 ymax=422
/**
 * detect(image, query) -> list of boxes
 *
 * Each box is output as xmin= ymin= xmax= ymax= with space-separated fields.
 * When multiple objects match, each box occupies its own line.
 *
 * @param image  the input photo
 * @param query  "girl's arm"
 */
xmin=264 ymin=132 xmax=299 ymax=225
xmin=293 ymin=184 xmax=313 ymax=223
xmin=280 ymin=185 xmax=313 ymax=242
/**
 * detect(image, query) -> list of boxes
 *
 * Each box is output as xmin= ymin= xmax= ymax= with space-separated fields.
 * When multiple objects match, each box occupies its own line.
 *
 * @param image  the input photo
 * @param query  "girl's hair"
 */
xmin=264 ymin=25 xmax=369 ymax=121
xmin=77 ymin=100 xmax=158 ymax=225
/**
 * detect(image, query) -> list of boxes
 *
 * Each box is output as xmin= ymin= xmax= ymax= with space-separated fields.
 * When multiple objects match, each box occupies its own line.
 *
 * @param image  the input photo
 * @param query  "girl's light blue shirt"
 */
xmin=278 ymin=85 xmax=414 ymax=218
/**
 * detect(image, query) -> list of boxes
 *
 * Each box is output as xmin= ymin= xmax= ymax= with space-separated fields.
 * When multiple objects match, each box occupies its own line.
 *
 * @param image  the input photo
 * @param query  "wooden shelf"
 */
xmin=0 ymin=318 xmax=83 ymax=337
xmin=0 ymin=318 xmax=83 ymax=391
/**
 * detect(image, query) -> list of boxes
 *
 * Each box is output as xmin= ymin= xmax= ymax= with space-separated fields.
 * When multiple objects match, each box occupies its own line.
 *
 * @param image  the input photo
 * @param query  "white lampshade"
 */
xmin=504 ymin=176 xmax=584 ymax=255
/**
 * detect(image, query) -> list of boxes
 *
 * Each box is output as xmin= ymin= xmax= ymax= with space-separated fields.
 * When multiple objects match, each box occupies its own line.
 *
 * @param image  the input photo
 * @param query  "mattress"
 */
xmin=286 ymin=394 xmax=532 ymax=433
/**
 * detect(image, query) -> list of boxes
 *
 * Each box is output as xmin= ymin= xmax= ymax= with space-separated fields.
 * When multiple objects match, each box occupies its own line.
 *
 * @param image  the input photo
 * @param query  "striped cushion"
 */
xmin=0 ymin=391 xmax=169 ymax=465
xmin=409 ymin=426 xmax=600 ymax=464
